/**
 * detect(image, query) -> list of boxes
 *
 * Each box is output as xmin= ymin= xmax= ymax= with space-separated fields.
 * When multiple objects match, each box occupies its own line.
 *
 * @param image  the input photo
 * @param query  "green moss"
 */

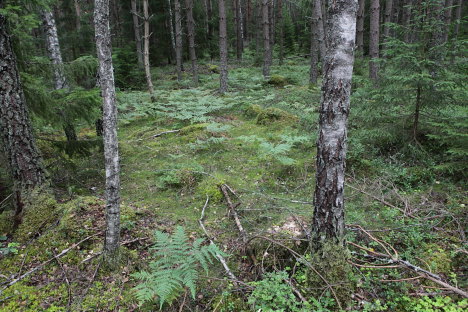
xmin=179 ymin=123 xmax=209 ymax=135
xmin=267 ymin=74 xmax=288 ymax=87
xmin=196 ymin=175 xmax=227 ymax=203
xmin=256 ymin=107 xmax=299 ymax=126
xmin=0 ymin=282 xmax=67 ymax=311
xmin=244 ymin=104 xmax=264 ymax=118
xmin=306 ymin=243 xmax=355 ymax=309
xmin=207 ymin=64 xmax=219 ymax=73
xmin=15 ymin=188 xmax=59 ymax=243
xmin=0 ymin=210 xmax=14 ymax=235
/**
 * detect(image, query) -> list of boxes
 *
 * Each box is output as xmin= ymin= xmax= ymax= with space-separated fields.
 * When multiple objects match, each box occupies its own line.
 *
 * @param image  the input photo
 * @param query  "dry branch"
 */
xmin=152 ymin=129 xmax=180 ymax=138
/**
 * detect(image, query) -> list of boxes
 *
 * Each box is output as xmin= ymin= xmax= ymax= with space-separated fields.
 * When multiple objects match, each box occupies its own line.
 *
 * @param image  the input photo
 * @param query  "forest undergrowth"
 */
xmin=0 ymin=61 xmax=466 ymax=311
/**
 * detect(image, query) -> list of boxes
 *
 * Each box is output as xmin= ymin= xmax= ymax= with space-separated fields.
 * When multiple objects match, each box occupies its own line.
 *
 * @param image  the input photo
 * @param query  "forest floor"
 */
xmin=0 ymin=61 xmax=467 ymax=311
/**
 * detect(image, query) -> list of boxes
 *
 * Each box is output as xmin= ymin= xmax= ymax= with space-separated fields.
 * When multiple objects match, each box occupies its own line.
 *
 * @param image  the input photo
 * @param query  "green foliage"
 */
xmin=112 ymin=46 xmax=145 ymax=89
xmin=0 ymin=236 xmax=19 ymax=256
xmin=132 ymin=226 xmax=225 ymax=309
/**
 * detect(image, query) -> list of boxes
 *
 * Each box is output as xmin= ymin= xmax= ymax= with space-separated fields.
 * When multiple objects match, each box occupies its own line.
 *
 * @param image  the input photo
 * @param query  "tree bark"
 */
xmin=383 ymin=0 xmax=394 ymax=40
xmin=167 ymin=0 xmax=177 ymax=64
xmin=0 ymin=14 xmax=47 ymax=225
xmin=356 ymin=0 xmax=365 ymax=55
xmin=174 ymin=0 xmax=183 ymax=81
xmin=142 ymin=0 xmax=155 ymax=99
xmin=94 ymin=0 xmax=121 ymax=263
xmin=219 ymin=0 xmax=229 ymax=93
xmin=234 ymin=0 xmax=244 ymax=60
xmin=74 ymin=0 xmax=82 ymax=31
xmin=312 ymin=0 xmax=358 ymax=250
xmin=277 ymin=0 xmax=284 ymax=65
xmin=402 ymin=0 xmax=413 ymax=43
xmin=131 ymin=0 xmax=144 ymax=69
xmin=185 ymin=0 xmax=198 ymax=84
xmin=443 ymin=0 xmax=453 ymax=43
xmin=262 ymin=0 xmax=271 ymax=78
xmin=206 ymin=0 xmax=215 ymax=60
xmin=369 ymin=0 xmax=380 ymax=81
xmin=453 ymin=0 xmax=462 ymax=38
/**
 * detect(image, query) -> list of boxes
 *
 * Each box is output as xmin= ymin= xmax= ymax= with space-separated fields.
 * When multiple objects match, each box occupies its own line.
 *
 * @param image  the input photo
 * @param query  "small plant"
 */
xmin=0 ymin=236 xmax=19 ymax=256
xmin=132 ymin=226 xmax=225 ymax=309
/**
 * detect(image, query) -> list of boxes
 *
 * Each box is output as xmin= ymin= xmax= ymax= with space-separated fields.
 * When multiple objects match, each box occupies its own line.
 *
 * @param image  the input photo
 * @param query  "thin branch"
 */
xmin=152 ymin=129 xmax=181 ymax=138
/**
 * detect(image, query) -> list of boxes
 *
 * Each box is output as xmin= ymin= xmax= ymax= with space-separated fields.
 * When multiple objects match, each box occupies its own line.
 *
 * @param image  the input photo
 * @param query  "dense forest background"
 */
xmin=0 ymin=0 xmax=467 ymax=311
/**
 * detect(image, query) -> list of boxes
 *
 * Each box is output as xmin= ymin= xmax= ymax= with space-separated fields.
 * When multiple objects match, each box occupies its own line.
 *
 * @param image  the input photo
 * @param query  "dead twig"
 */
xmin=52 ymin=249 xmax=72 ymax=309
xmin=1 ymin=234 xmax=98 ymax=292
xmin=152 ymin=129 xmax=180 ymax=138
xmin=198 ymin=196 xmax=238 ymax=281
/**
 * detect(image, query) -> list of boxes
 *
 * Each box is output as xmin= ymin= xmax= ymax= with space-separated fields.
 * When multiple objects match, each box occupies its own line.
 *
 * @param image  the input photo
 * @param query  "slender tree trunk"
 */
xmin=453 ymin=0 xmax=462 ymax=38
xmin=312 ymin=0 xmax=358 ymax=249
xmin=356 ymin=0 xmax=365 ymax=55
xmin=206 ymin=0 xmax=215 ymax=60
xmin=262 ymin=0 xmax=271 ymax=78
xmin=309 ymin=0 xmax=321 ymax=84
xmin=142 ymin=0 xmax=155 ymax=99
xmin=316 ymin=0 xmax=326 ymax=63
xmin=167 ymin=0 xmax=177 ymax=64
xmin=234 ymin=0 xmax=244 ymax=60
xmin=402 ymin=0 xmax=413 ymax=43
xmin=269 ymin=0 xmax=275 ymax=48
xmin=74 ymin=0 xmax=82 ymax=31
xmin=369 ymin=0 xmax=380 ymax=81
xmin=383 ymin=0 xmax=394 ymax=40
xmin=42 ymin=10 xmax=79 ymax=142
xmin=94 ymin=0 xmax=121 ymax=264
xmin=413 ymin=84 xmax=421 ymax=142
xmin=174 ymin=0 xmax=183 ymax=81
xmin=131 ymin=0 xmax=144 ymax=69
xmin=246 ymin=0 xmax=252 ymax=43
xmin=443 ymin=0 xmax=453 ymax=43
xmin=185 ymin=0 xmax=198 ymax=84
xmin=219 ymin=0 xmax=229 ymax=93
xmin=0 ymin=14 xmax=47 ymax=226
xmin=278 ymin=0 xmax=284 ymax=65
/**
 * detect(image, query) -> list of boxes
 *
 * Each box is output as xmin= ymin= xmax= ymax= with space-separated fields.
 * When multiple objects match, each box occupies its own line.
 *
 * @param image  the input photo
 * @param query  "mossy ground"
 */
xmin=0 ymin=61 xmax=466 ymax=311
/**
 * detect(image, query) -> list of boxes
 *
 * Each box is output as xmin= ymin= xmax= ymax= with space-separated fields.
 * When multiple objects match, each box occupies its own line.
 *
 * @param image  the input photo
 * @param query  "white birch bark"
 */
xmin=42 ymin=10 xmax=67 ymax=90
xmin=312 ymin=0 xmax=358 ymax=248
xmin=142 ymin=0 xmax=155 ymax=99
xmin=94 ymin=0 xmax=121 ymax=262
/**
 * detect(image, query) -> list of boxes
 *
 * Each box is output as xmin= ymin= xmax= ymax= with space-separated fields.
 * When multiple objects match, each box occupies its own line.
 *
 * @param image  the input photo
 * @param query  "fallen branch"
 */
xmin=1 ymin=234 xmax=98 ymax=291
xmin=152 ymin=129 xmax=180 ymax=138
xmin=347 ymin=184 xmax=416 ymax=219
xmin=220 ymin=184 xmax=247 ymax=244
xmin=198 ymin=196 xmax=238 ymax=281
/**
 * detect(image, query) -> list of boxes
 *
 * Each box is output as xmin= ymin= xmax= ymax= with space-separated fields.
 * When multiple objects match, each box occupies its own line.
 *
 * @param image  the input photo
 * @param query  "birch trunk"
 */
xmin=312 ymin=0 xmax=358 ymax=250
xmin=0 ymin=14 xmax=47 ymax=225
xmin=168 ymin=0 xmax=177 ymax=63
xmin=185 ymin=0 xmax=198 ymax=83
xmin=369 ymin=0 xmax=380 ymax=81
xmin=131 ymin=0 xmax=144 ymax=69
xmin=174 ymin=0 xmax=183 ymax=81
xmin=356 ymin=0 xmax=365 ymax=55
xmin=219 ymin=0 xmax=229 ymax=93
xmin=142 ymin=0 xmax=155 ymax=99
xmin=262 ymin=0 xmax=271 ymax=78
xmin=94 ymin=0 xmax=121 ymax=263
xmin=42 ymin=10 xmax=80 ymax=142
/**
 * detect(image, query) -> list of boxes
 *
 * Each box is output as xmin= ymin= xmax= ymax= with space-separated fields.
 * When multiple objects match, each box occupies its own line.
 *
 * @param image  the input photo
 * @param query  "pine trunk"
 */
xmin=131 ymin=0 xmax=144 ymax=69
xmin=185 ymin=0 xmax=198 ymax=84
xmin=219 ymin=0 xmax=229 ymax=93
xmin=234 ymin=0 xmax=244 ymax=60
xmin=0 ymin=14 xmax=47 ymax=225
xmin=402 ymin=0 xmax=413 ymax=43
xmin=174 ymin=0 xmax=183 ymax=81
xmin=168 ymin=0 xmax=177 ymax=63
xmin=383 ymin=0 xmax=394 ymax=40
xmin=94 ymin=0 xmax=121 ymax=263
xmin=206 ymin=0 xmax=215 ymax=60
xmin=262 ymin=0 xmax=271 ymax=78
xmin=143 ymin=0 xmax=155 ymax=99
xmin=369 ymin=0 xmax=380 ymax=81
xmin=356 ymin=0 xmax=365 ymax=55
xmin=312 ymin=0 xmax=358 ymax=250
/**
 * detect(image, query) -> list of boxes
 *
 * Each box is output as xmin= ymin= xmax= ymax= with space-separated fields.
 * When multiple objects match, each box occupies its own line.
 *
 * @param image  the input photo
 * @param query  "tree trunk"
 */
xmin=369 ymin=0 xmax=380 ymax=81
xmin=94 ymin=0 xmax=121 ymax=263
xmin=277 ymin=0 xmax=284 ymax=65
xmin=309 ymin=0 xmax=321 ymax=84
xmin=262 ymin=0 xmax=271 ymax=78
xmin=383 ymin=0 xmax=394 ymax=40
xmin=234 ymin=0 xmax=244 ymax=60
xmin=269 ymin=0 xmax=275 ymax=48
xmin=219 ymin=0 xmax=229 ymax=93
xmin=206 ymin=0 xmax=215 ymax=60
xmin=168 ymin=0 xmax=177 ymax=64
xmin=0 ymin=14 xmax=47 ymax=225
xmin=312 ymin=0 xmax=358 ymax=249
xmin=453 ymin=0 xmax=462 ymax=38
xmin=74 ymin=0 xmax=82 ymax=31
xmin=131 ymin=0 xmax=144 ymax=69
xmin=413 ymin=84 xmax=421 ymax=142
xmin=42 ymin=10 xmax=79 ymax=142
xmin=356 ymin=0 xmax=365 ymax=55
xmin=316 ymin=0 xmax=326 ymax=63
xmin=174 ymin=0 xmax=183 ymax=81
xmin=443 ymin=0 xmax=453 ymax=43
xmin=185 ymin=0 xmax=198 ymax=84
xmin=402 ymin=0 xmax=413 ymax=43
xmin=142 ymin=0 xmax=155 ymax=100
